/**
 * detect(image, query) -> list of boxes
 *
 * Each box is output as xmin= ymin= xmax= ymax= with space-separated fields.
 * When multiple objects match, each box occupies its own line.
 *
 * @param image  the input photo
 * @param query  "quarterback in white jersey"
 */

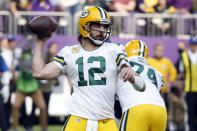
xmin=117 ymin=40 xmax=167 ymax=131
xmin=32 ymin=7 xmax=145 ymax=131
xmin=54 ymin=42 xmax=129 ymax=120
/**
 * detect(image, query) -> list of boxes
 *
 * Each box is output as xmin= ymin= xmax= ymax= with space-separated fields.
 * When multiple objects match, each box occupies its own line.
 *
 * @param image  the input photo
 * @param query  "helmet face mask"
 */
xmin=78 ymin=7 xmax=111 ymax=45
xmin=84 ymin=22 xmax=111 ymax=45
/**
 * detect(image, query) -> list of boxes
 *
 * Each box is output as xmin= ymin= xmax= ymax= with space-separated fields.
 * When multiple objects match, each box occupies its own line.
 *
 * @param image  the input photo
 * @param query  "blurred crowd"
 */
xmin=0 ymin=0 xmax=197 ymax=16
xmin=0 ymin=0 xmax=197 ymax=36
xmin=0 ymin=36 xmax=72 ymax=131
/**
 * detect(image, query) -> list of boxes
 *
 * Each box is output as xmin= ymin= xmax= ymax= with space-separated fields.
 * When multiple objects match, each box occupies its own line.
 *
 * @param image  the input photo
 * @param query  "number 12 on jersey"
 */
xmin=76 ymin=56 xmax=106 ymax=86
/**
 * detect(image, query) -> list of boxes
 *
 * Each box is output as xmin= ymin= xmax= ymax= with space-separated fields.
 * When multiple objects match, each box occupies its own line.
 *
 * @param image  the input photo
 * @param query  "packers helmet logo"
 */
xmin=80 ymin=10 xmax=89 ymax=18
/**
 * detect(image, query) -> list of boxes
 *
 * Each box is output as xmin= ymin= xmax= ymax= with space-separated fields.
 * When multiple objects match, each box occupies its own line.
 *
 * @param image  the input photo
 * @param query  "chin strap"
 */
xmin=86 ymin=32 xmax=104 ymax=45
xmin=84 ymin=24 xmax=111 ymax=45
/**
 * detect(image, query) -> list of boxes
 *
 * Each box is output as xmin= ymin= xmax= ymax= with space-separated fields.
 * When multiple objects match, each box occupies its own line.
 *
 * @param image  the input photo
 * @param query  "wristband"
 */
xmin=133 ymin=76 xmax=145 ymax=91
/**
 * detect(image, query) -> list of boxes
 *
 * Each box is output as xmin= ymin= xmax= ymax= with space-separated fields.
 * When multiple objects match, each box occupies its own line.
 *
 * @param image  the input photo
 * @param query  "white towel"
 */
xmin=86 ymin=120 xmax=98 ymax=131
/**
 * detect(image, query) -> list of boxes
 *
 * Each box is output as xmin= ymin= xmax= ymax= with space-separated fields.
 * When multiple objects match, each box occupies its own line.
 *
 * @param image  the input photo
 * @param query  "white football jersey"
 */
xmin=116 ymin=56 xmax=165 ymax=113
xmin=54 ymin=42 xmax=128 ymax=120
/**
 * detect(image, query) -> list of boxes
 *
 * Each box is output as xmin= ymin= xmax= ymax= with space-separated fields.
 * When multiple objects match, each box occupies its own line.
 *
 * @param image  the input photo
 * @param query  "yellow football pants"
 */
xmin=119 ymin=104 xmax=167 ymax=131
xmin=63 ymin=115 xmax=118 ymax=131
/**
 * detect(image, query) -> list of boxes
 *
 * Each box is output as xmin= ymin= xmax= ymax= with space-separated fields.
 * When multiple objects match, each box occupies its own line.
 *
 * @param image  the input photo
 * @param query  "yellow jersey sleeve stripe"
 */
xmin=116 ymin=56 xmax=125 ymax=64
xmin=117 ymin=57 xmax=128 ymax=67
xmin=116 ymin=53 xmax=127 ymax=63
xmin=54 ymin=56 xmax=66 ymax=66
xmin=54 ymin=57 xmax=64 ymax=63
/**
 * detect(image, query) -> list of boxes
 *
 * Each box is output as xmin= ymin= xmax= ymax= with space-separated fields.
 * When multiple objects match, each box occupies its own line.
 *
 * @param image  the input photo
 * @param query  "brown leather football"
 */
xmin=28 ymin=16 xmax=57 ymax=39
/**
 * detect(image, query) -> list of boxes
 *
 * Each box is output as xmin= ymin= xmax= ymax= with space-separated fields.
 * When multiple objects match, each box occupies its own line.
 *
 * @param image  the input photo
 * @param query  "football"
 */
xmin=28 ymin=16 xmax=58 ymax=39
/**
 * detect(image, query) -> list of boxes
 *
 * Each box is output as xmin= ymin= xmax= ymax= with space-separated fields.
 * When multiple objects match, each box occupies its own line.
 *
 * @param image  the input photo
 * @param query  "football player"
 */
xmin=117 ymin=40 xmax=167 ymax=131
xmin=32 ymin=7 xmax=145 ymax=131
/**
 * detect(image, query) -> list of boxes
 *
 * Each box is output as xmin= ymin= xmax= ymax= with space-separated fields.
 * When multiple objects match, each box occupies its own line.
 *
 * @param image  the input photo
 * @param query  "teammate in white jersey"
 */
xmin=32 ymin=7 xmax=145 ymax=131
xmin=117 ymin=40 xmax=167 ymax=131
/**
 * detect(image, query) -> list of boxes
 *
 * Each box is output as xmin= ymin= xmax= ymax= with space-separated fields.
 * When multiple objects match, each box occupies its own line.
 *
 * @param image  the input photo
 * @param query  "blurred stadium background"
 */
xmin=0 ymin=0 xmax=197 ymax=131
